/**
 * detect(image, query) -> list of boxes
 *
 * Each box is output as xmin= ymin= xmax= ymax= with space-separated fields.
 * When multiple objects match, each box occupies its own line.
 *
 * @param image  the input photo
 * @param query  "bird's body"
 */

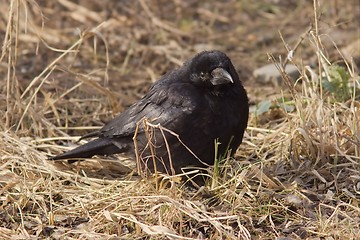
xmin=50 ymin=51 xmax=249 ymax=175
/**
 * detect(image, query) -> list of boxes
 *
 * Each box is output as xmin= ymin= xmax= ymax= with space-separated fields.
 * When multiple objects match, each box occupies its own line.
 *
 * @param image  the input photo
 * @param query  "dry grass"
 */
xmin=1 ymin=0 xmax=359 ymax=239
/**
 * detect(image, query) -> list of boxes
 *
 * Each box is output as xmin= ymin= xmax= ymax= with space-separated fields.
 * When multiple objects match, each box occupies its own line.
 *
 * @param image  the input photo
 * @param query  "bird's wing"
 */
xmin=98 ymin=82 xmax=197 ymax=139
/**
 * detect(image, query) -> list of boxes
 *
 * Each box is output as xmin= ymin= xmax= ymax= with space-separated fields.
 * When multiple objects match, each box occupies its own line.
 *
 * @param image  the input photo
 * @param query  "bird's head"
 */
xmin=188 ymin=50 xmax=240 ymax=89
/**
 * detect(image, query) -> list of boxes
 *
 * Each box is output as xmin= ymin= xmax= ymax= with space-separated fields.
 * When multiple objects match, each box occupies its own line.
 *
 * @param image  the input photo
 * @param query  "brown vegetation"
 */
xmin=1 ymin=0 xmax=359 ymax=239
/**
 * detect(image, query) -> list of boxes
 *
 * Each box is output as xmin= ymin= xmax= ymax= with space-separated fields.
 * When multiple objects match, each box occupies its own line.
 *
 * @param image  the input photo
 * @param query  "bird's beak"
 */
xmin=210 ymin=68 xmax=234 ymax=85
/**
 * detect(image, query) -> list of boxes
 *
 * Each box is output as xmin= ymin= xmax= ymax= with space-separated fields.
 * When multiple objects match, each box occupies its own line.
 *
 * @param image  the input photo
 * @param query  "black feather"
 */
xmin=49 ymin=50 xmax=249 ymax=175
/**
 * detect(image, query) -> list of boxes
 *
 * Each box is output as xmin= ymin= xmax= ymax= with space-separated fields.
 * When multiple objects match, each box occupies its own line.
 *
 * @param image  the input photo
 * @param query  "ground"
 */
xmin=0 ymin=0 xmax=359 ymax=239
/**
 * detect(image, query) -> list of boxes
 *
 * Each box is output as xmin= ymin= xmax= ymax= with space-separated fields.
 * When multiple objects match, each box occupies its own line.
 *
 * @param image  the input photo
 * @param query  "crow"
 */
xmin=50 ymin=50 xmax=249 ymax=175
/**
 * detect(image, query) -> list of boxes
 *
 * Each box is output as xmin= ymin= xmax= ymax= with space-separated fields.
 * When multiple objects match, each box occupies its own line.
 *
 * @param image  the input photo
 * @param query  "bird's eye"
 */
xmin=200 ymin=72 xmax=206 ymax=79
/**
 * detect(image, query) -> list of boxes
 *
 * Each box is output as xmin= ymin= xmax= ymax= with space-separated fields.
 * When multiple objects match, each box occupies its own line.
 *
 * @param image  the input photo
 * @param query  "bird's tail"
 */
xmin=49 ymin=138 xmax=120 ymax=161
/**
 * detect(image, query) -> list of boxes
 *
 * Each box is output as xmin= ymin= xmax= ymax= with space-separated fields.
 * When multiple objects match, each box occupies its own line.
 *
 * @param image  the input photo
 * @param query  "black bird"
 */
xmin=50 ymin=50 xmax=249 ymax=175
